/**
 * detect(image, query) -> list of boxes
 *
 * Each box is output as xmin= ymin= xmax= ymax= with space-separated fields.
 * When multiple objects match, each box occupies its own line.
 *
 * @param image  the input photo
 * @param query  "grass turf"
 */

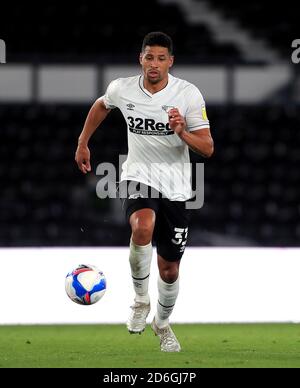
xmin=1 ymin=323 xmax=300 ymax=368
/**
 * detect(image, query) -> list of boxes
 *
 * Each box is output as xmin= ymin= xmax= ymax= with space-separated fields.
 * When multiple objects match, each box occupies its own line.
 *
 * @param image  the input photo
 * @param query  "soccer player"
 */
xmin=75 ymin=32 xmax=214 ymax=352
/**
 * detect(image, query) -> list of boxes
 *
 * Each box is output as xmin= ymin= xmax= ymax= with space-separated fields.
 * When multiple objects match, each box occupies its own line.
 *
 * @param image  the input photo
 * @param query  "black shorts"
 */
xmin=119 ymin=180 xmax=191 ymax=262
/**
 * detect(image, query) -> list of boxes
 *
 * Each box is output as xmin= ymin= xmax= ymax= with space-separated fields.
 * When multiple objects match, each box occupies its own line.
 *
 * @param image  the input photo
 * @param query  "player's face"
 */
xmin=139 ymin=46 xmax=174 ymax=85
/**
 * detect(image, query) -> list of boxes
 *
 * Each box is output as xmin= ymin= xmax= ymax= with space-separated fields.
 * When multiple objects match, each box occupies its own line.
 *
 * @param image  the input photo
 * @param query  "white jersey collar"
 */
xmin=139 ymin=74 xmax=174 ymax=98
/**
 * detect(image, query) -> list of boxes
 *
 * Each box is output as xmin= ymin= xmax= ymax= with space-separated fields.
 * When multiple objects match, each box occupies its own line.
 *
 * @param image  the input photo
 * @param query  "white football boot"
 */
xmin=151 ymin=317 xmax=181 ymax=352
xmin=127 ymin=301 xmax=151 ymax=334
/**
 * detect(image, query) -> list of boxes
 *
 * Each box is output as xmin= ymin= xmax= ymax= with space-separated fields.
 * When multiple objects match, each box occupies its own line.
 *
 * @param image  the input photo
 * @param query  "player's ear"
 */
xmin=139 ymin=53 xmax=143 ymax=65
xmin=169 ymin=56 xmax=174 ymax=68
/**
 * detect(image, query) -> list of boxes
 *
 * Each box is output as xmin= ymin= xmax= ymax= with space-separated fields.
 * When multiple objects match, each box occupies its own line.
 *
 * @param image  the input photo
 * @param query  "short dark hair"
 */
xmin=141 ymin=32 xmax=173 ymax=55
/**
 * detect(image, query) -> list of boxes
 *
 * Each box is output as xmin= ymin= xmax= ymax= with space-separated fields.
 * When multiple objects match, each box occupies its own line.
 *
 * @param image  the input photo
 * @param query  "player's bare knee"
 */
xmin=160 ymin=267 xmax=179 ymax=284
xmin=131 ymin=223 xmax=154 ymax=245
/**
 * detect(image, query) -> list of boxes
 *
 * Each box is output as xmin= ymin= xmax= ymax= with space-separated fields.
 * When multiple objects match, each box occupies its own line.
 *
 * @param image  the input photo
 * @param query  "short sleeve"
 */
xmin=185 ymin=85 xmax=210 ymax=132
xmin=101 ymin=79 xmax=120 ymax=109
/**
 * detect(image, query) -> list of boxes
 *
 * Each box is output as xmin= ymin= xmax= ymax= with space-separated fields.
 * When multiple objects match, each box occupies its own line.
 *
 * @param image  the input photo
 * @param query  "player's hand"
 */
xmin=168 ymin=108 xmax=187 ymax=136
xmin=75 ymin=144 xmax=91 ymax=174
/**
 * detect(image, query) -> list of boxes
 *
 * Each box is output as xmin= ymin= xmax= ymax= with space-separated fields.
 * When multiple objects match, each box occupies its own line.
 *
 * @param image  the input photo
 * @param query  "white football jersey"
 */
xmin=101 ymin=74 xmax=210 ymax=201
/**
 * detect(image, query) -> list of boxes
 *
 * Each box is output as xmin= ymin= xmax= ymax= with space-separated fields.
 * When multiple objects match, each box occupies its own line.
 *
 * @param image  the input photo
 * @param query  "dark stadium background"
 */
xmin=0 ymin=0 xmax=298 ymax=249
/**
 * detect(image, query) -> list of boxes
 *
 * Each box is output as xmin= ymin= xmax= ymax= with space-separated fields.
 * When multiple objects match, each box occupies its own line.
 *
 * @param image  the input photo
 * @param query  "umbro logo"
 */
xmin=127 ymin=104 xmax=135 ymax=111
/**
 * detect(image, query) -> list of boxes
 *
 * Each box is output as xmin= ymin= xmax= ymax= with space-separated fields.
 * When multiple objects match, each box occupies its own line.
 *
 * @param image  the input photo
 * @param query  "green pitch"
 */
xmin=1 ymin=324 xmax=300 ymax=368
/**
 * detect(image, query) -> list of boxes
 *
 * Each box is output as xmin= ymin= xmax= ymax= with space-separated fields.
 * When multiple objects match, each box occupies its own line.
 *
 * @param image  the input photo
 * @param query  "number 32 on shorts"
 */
xmin=171 ymin=228 xmax=189 ymax=253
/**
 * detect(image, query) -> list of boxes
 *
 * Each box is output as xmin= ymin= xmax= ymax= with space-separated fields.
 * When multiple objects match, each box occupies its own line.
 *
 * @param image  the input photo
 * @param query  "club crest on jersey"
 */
xmin=127 ymin=103 xmax=135 ymax=111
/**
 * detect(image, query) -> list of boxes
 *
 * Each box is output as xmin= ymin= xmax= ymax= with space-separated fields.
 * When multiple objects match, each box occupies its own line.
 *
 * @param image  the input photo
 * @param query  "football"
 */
xmin=65 ymin=264 xmax=106 ymax=305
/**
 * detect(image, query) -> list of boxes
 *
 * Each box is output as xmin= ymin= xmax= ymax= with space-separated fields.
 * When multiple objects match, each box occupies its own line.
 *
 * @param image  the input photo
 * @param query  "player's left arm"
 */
xmin=168 ymin=108 xmax=214 ymax=158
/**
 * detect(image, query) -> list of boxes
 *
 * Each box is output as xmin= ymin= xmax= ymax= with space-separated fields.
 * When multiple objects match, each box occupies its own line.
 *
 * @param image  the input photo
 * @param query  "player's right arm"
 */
xmin=75 ymin=98 xmax=111 ymax=174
